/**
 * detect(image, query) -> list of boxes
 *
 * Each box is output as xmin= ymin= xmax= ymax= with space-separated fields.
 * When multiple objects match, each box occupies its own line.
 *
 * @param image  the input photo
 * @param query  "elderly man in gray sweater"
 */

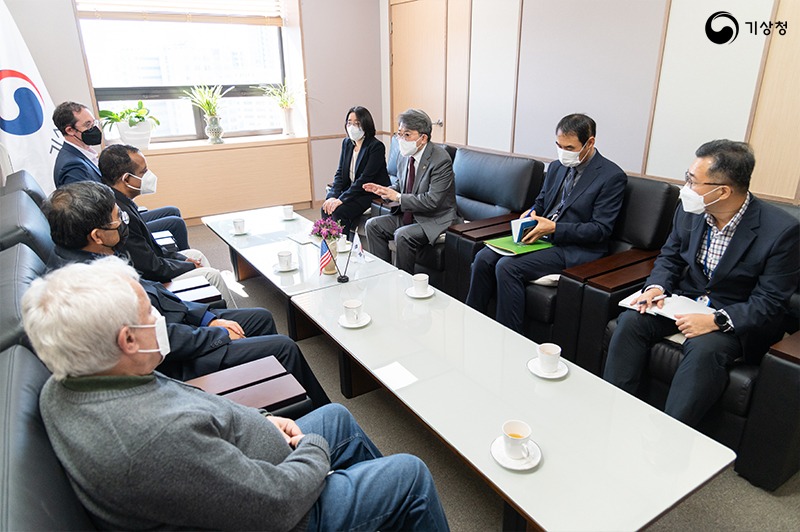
xmin=24 ymin=257 xmax=449 ymax=531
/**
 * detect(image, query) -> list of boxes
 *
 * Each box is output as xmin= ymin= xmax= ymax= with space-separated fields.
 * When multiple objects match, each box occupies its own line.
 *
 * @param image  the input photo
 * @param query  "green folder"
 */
xmin=483 ymin=235 xmax=553 ymax=256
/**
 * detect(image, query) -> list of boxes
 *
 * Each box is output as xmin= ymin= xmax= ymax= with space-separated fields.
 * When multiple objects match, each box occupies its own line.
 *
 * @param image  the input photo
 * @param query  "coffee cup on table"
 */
xmin=502 ymin=420 xmax=532 ymax=460
xmin=537 ymin=343 xmax=562 ymax=374
xmin=343 ymin=299 xmax=362 ymax=325
xmin=277 ymin=250 xmax=292 ymax=270
xmin=282 ymin=205 xmax=294 ymax=219
xmin=232 ymin=218 xmax=246 ymax=234
xmin=412 ymin=273 xmax=429 ymax=296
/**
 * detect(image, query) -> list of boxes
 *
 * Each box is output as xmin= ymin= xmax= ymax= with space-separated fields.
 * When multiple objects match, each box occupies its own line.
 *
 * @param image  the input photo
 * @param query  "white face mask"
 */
xmin=125 ymin=170 xmax=158 ymax=195
xmin=129 ymin=308 xmax=171 ymax=361
xmin=347 ymin=125 xmax=364 ymax=142
xmin=556 ymin=143 xmax=587 ymax=168
xmin=679 ymin=184 xmax=723 ymax=215
xmin=399 ymin=137 xmax=422 ymax=158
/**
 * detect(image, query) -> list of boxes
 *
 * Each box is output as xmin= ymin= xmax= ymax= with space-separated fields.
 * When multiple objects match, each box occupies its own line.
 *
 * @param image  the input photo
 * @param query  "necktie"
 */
xmin=549 ymin=167 xmax=576 ymax=221
xmin=403 ymin=157 xmax=415 ymax=225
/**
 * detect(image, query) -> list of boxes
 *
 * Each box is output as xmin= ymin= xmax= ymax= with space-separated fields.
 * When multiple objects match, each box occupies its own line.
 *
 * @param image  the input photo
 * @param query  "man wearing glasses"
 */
xmin=363 ymin=108 xmax=457 ymax=274
xmin=52 ymin=101 xmax=190 ymax=250
xmin=604 ymin=140 xmax=799 ymax=427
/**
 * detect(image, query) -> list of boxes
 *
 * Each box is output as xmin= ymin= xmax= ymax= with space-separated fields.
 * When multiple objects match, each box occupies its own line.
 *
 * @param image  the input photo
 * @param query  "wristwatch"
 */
xmin=713 ymin=310 xmax=733 ymax=333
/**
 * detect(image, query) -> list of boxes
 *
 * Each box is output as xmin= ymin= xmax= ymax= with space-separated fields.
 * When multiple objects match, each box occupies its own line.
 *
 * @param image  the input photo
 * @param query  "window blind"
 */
xmin=75 ymin=0 xmax=283 ymax=26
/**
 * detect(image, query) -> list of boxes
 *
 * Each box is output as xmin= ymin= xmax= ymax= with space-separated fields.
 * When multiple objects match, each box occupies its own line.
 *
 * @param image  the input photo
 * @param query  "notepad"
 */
xmin=618 ymin=290 xmax=715 ymax=321
xmin=484 ymin=235 xmax=553 ymax=256
xmin=511 ymin=218 xmax=538 ymax=244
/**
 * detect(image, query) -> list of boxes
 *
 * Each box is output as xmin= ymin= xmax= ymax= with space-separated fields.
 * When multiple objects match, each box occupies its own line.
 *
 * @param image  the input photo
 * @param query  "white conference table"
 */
xmin=202 ymin=207 xmax=396 ymax=338
xmin=290 ymin=269 xmax=736 ymax=531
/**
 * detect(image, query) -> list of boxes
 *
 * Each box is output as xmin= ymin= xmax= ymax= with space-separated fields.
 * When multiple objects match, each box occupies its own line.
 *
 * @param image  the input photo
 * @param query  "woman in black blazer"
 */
xmin=321 ymin=106 xmax=390 ymax=238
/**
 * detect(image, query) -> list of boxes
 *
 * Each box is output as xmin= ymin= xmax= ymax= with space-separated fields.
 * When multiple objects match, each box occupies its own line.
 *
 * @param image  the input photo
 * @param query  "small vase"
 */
xmin=204 ymin=115 xmax=224 ymax=144
xmin=282 ymin=107 xmax=295 ymax=136
xmin=323 ymin=240 xmax=338 ymax=275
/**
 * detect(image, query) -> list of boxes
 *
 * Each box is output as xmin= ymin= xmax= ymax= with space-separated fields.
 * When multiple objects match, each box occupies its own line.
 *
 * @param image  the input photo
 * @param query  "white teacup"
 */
xmin=502 ymin=420 xmax=532 ymax=460
xmin=538 ymin=342 xmax=562 ymax=374
xmin=412 ymin=273 xmax=429 ymax=296
xmin=232 ymin=218 xmax=246 ymax=234
xmin=277 ymin=250 xmax=292 ymax=270
xmin=282 ymin=205 xmax=294 ymax=219
xmin=343 ymin=299 xmax=362 ymax=325
xmin=337 ymin=236 xmax=349 ymax=252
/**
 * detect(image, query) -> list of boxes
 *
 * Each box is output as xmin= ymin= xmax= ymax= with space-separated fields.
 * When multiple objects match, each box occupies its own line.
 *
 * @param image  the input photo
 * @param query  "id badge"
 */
xmin=696 ymin=295 xmax=710 ymax=306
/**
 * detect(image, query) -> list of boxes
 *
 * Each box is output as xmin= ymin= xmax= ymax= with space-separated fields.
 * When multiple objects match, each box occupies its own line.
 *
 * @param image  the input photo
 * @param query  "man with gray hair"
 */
xmin=24 ymin=257 xmax=449 ymax=530
xmin=364 ymin=108 xmax=457 ymax=273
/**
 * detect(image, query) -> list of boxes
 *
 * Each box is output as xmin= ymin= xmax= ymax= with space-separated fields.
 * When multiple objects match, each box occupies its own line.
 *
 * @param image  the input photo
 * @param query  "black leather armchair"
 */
xmin=602 ymin=293 xmax=800 ymax=491
xmin=0 ymin=244 xmax=46 ymax=352
xmin=0 ymin=190 xmax=54 ymax=263
xmin=0 ymin=169 xmax=47 ymax=208
xmin=525 ymin=176 xmax=680 ymax=354
xmin=415 ymin=147 xmax=544 ymax=289
xmin=0 ymin=345 xmax=97 ymax=530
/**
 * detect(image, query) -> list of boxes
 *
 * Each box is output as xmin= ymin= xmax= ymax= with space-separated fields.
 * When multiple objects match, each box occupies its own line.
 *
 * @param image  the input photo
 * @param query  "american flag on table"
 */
xmin=319 ymin=239 xmax=333 ymax=275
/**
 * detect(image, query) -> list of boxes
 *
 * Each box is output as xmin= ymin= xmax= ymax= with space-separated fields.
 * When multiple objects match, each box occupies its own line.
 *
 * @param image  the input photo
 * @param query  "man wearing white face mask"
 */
xmin=363 ymin=108 xmax=458 ymax=273
xmin=25 ymin=257 xmax=449 ymax=531
xmin=52 ymin=101 xmax=191 ymax=250
xmin=604 ymin=140 xmax=799 ymax=427
xmin=99 ymin=144 xmax=235 ymax=306
xmin=466 ymin=113 xmax=627 ymax=335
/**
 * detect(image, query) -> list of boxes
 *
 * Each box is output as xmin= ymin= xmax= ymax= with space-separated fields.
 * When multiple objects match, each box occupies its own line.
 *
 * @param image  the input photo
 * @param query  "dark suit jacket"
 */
xmin=393 ymin=142 xmax=459 ymax=244
xmin=113 ymin=189 xmax=194 ymax=282
xmin=530 ymin=150 xmax=627 ymax=267
xmin=646 ymin=196 xmax=800 ymax=358
xmin=50 ymin=245 xmax=233 ymax=373
xmin=328 ymin=136 xmax=389 ymax=203
xmin=53 ymin=142 xmax=101 ymax=188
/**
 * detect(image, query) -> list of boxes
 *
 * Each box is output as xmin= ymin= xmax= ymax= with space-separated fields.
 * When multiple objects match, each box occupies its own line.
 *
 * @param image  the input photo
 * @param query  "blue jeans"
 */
xmin=298 ymin=404 xmax=449 ymax=531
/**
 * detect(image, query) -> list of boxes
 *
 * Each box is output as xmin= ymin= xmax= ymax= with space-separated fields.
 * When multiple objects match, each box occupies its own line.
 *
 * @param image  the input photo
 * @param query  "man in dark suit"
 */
xmin=466 ymin=113 xmax=627 ymax=334
xmin=42 ymin=181 xmax=330 ymax=406
xmin=363 ymin=108 xmax=458 ymax=274
xmin=52 ymin=101 xmax=190 ymax=250
xmin=604 ymin=140 xmax=799 ymax=426
xmin=98 ymin=144 xmax=233 ymax=306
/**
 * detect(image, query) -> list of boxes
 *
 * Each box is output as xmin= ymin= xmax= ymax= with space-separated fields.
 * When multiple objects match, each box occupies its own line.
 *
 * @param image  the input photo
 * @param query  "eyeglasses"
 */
xmin=72 ymin=119 xmax=99 ymax=132
xmin=394 ymin=130 xmax=421 ymax=141
xmin=684 ymin=171 xmax=725 ymax=188
xmin=346 ymin=120 xmax=361 ymax=127
xmin=100 ymin=208 xmax=129 ymax=230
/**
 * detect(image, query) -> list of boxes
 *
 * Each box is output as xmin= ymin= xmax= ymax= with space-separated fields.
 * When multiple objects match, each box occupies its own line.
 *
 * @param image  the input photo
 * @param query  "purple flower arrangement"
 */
xmin=310 ymin=218 xmax=343 ymax=241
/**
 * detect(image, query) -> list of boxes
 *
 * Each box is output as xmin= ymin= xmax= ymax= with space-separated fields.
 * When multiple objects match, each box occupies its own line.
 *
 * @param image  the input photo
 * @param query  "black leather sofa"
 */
xmin=602 ymin=293 xmax=800 ymax=491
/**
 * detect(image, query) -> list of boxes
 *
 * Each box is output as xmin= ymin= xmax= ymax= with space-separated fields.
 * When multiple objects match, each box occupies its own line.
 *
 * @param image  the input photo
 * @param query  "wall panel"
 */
xmin=748 ymin=0 xmax=800 ymax=202
xmin=514 ymin=0 xmax=667 ymax=172
xmin=646 ymin=0 xmax=774 ymax=180
xmin=466 ymin=0 xmax=520 ymax=152
xmin=444 ymin=0 xmax=471 ymax=145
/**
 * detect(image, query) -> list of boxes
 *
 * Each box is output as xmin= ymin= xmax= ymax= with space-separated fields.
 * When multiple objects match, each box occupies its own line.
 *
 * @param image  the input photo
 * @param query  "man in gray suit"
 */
xmin=363 ymin=108 xmax=458 ymax=273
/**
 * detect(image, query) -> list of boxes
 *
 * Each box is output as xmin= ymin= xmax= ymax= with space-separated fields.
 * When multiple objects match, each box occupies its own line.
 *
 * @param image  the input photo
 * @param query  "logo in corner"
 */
xmin=705 ymin=11 xmax=739 ymax=44
xmin=0 ymin=69 xmax=45 ymax=136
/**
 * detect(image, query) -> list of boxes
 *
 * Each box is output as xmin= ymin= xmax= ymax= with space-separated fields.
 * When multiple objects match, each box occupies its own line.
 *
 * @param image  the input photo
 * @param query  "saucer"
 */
xmin=283 ymin=215 xmax=297 ymax=221
xmin=336 ymin=243 xmax=352 ymax=253
xmin=527 ymin=358 xmax=569 ymax=379
xmin=230 ymin=230 xmax=249 ymax=236
xmin=490 ymin=436 xmax=542 ymax=470
xmin=405 ymin=286 xmax=434 ymax=299
xmin=273 ymin=262 xmax=299 ymax=273
xmin=338 ymin=313 xmax=371 ymax=329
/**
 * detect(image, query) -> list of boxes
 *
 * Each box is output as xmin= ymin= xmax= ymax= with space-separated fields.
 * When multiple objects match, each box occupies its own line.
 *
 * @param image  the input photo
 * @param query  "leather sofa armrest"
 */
xmin=586 ymin=258 xmax=657 ymax=292
xmin=562 ymin=249 xmax=660 ymax=283
xmin=449 ymin=213 xmax=518 ymax=236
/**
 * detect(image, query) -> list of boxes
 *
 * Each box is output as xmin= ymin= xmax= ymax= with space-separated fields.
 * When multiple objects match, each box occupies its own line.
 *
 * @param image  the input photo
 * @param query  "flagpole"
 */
xmin=337 ymin=244 xmax=352 ymax=283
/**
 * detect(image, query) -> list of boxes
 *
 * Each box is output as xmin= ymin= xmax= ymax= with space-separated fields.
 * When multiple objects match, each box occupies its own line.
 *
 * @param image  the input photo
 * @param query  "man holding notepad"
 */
xmin=604 ymin=140 xmax=800 ymax=427
xmin=466 ymin=114 xmax=627 ymax=334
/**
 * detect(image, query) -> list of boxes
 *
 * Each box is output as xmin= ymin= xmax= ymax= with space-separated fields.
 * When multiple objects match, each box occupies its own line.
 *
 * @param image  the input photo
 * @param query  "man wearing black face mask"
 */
xmin=52 ymin=101 xmax=191 ymax=250
xmin=41 ymin=181 xmax=331 ymax=404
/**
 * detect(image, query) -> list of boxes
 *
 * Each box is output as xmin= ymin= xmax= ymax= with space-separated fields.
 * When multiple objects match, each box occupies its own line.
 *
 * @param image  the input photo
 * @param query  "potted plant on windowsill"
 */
xmin=182 ymin=85 xmax=234 ymax=144
xmin=99 ymin=101 xmax=160 ymax=150
xmin=256 ymin=79 xmax=299 ymax=136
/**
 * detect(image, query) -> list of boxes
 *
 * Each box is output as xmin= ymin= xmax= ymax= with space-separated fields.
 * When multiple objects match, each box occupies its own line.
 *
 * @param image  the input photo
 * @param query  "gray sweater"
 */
xmin=39 ymin=373 xmax=330 ymax=530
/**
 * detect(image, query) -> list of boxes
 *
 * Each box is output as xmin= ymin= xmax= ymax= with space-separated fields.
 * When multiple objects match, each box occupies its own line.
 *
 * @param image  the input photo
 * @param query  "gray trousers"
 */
xmin=365 ymin=214 xmax=429 ymax=274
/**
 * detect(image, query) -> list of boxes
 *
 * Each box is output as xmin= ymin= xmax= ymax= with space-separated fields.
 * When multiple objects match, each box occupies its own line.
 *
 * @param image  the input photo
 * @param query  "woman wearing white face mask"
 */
xmin=321 ymin=106 xmax=390 ymax=239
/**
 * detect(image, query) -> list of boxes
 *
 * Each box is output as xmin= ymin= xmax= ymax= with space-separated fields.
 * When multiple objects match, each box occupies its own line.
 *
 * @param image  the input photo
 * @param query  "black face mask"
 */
xmin=115 ymin=221 xmax=129 ymax=250
xmin=79 ymin=125 xmax=103 ymax=146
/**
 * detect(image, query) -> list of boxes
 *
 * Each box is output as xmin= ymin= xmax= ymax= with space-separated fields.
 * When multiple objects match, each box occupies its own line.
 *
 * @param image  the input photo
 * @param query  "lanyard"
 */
xmin=702 ymin=225 xmax=713 ymax=278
